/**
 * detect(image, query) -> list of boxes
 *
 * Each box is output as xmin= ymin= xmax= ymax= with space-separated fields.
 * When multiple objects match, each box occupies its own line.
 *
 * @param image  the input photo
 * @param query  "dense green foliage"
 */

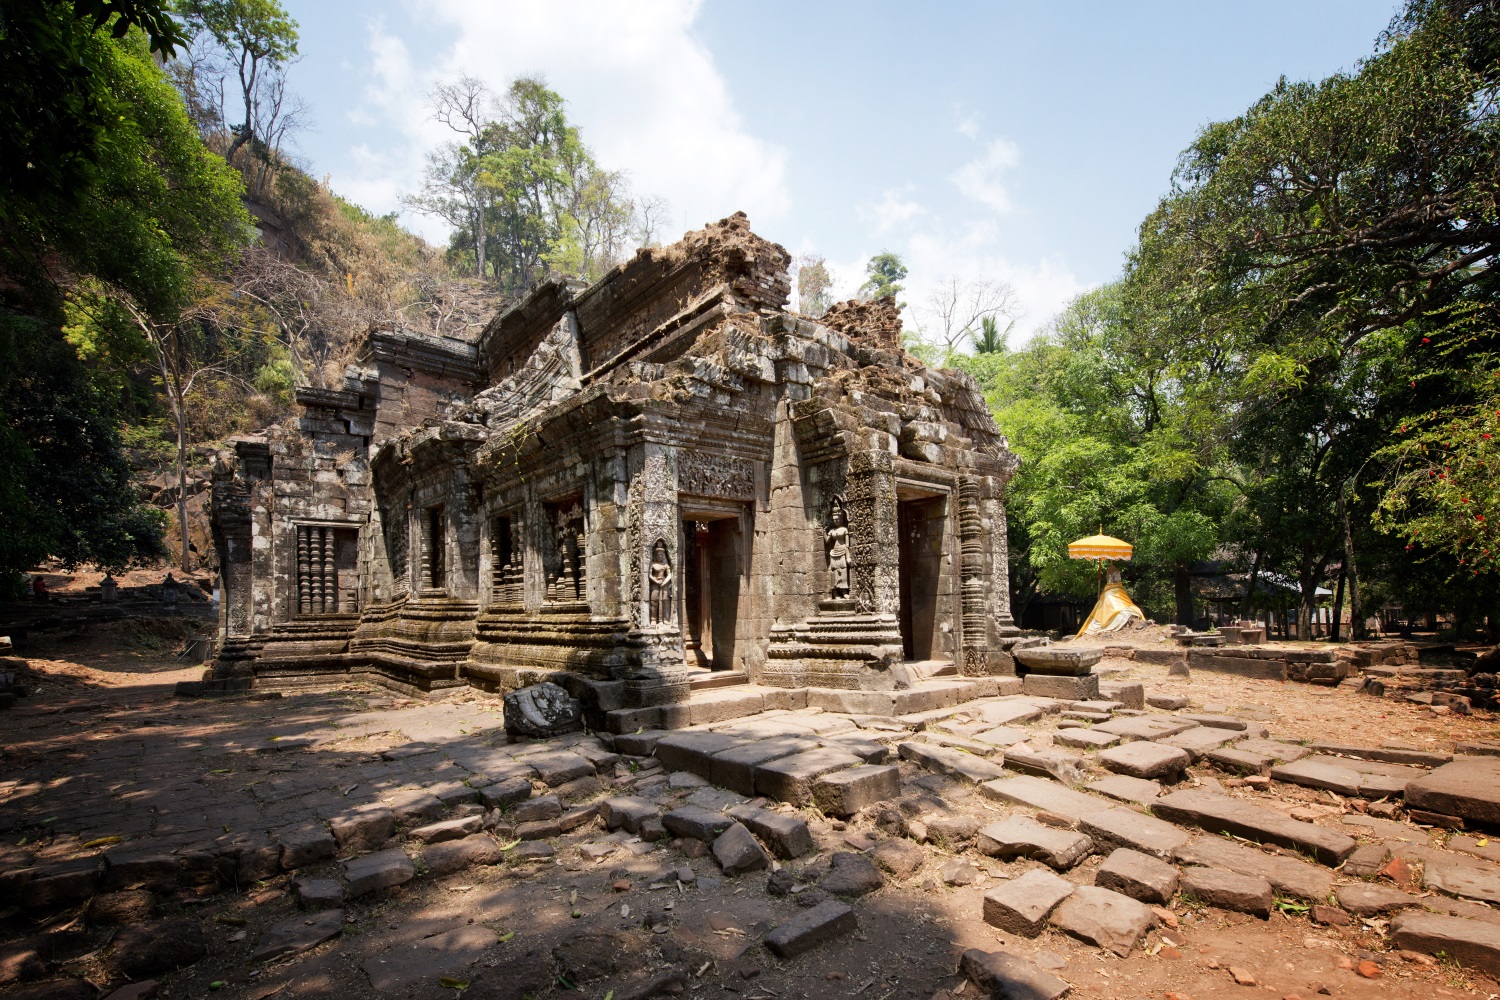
xmin=951 ymin=0 xmax=1500 ymax=636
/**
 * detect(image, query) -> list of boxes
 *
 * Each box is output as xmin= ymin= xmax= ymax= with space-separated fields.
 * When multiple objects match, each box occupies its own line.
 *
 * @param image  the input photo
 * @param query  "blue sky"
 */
xmin=282 ymin=0 xmax=1398 ymax=338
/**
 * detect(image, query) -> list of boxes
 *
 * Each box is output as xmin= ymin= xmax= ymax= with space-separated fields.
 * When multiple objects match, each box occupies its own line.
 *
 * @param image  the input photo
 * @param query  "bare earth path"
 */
xmin=2 ymin=630 xmax=1499 ymax=1000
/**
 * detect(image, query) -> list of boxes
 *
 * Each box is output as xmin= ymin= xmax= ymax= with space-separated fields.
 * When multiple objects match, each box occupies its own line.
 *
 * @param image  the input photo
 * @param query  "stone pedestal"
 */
xmin=765 ymin=610 xmax=907 ymax=691
xmin=1022 ymin=673 xmax=1100 ymax=700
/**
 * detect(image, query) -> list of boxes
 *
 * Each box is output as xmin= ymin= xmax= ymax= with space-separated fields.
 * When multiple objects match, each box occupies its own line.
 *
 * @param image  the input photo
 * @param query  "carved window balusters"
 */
xmin=296 ymin=525 xmax=356 ymax=614
xmin=545 ymin=502 xmax=586 ymax=603
xmin=490 ymin=514 xmax=524 ymax=605
xmin=383 ymin=509 xmax=408 ymax=596
xmin=420 ymin=506 xmax=445 ymax=592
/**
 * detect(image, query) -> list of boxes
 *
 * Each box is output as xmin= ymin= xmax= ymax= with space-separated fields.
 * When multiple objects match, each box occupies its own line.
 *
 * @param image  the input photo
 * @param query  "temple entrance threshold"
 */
xmin=897 ymin=493 xmax=947 ymax=663
xmin=681 ymin=505 xmax=748 ymax=671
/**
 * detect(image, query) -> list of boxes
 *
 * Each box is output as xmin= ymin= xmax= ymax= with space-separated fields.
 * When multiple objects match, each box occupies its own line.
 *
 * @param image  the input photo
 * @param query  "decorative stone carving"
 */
xmin=678 ymin=452 xmax=755 ymax=499
xmin=502 ymin=681 xmax=583 ymax=737
xmin=546 ymin=503 xmax=586 ymax=603
xmin=826 ymin=496 xmax=850 ymax=600
xmin=648 ymin=538 xmax=673 ymax=624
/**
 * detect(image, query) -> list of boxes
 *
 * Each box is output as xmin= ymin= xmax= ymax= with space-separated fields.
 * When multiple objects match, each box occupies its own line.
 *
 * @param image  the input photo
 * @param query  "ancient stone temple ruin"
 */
xmin=204 ymin=214 xmax=1023 ymax=728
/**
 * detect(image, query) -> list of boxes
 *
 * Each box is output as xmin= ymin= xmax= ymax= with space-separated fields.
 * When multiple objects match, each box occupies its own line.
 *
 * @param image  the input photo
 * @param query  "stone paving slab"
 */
xmin=1094 ymin=716 xmax=1198 ymax=742
xmin=1159 ymin=727 xmax=1239 ymax=761
xmin=1393 ymin=912 xmax=1500 ymax=975
xmin=975 ymin=816 xmax=1094 ymax=870
xmin=1095 ymin=848 xmax=1178 ymax=904
xmin=1086 ymin=775 xmax=1160 ymax=807
xmin=959 ymin=948 xmax=1071 ymax=1000
xmin=1153 ymin=790 xmax=1357 ymax=866
xmin=1049 ymin=884 xmax=1157 ymax=957
xmin=898 ymin=741 xmax=1007 ymax=783
xmin=1078 ymin=807 xmax=1188 ymax=859
xmin=1406 ymin=757 xmax=1500 ymax=825
xmin=980 ymin=776 xmax=1109 ymax=824
xmin=1097 ymin=742 xmax=1189 ymax=781
xmin=982 ymin=867 xmax=1075 ymax=936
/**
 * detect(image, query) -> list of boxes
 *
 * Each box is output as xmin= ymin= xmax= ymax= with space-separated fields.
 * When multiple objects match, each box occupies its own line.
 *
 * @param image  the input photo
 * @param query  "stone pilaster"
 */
xmin=957 ymin=476 xmax=990 ymax=676
xmin=616 ymin=442 xmax=688 ymax=707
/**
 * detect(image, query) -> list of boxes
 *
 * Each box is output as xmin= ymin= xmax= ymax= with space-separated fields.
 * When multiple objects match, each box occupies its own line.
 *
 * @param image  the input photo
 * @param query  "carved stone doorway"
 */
xmin=897 ymin=495 xmax=947 ymax=662
xmin=680 ymin=503 xmax=747 ymax=671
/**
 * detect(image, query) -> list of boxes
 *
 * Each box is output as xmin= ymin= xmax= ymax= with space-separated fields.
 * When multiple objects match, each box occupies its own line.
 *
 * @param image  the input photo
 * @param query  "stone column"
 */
xmin=296 ymin=526 xmax=311 ymax=615
xmin=617 ymin=442 xmax=689 ymax=707
xmin=321 ymin=527 xmax=336 ymax=613
xmin=957 ymin=476 xmax=989 ymax=676
xmin=844 ymin=449 xmax=898 ymax=615
xmin=418 ymin=509 xmax=434 ymax=591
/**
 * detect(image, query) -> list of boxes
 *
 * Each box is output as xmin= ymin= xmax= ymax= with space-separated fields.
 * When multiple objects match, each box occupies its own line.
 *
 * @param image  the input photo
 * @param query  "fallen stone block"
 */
xmin=1181 ymin=713 xmax=1248 ymax=731
xmin=1097 ymin=742 xmax=1190 ymax=781
xmin=1094 ymin=716 xmax=1198 ymax=742
xmin=662 ymin=806 xmax=734 ymax=843
xmin=871 ymin=839 xmax=925 ymax=879
xmin=386 ymin=790 xmax=445 ymax=826
xmin=1078 ymin=807 xmax=1188 ymax=860
xmin=1152 ymin=790 xmax=1356 ymax=866
xmin=250 ymin=910 xmax=343 ymax=963
xmin=291 ymin=877 xmax=344 ymax=910
xmin=725 ymin=804 xmax=813 ymax=859
xmin=653 ymin=732 xmax=740 ymax=778
xmin=1234 ymin=738 xmax=1310 ymax=763
xmin=423 ymin=834 xmax=501 ymax=877
xmin=600 ymin=796 xmax=658 ymax=834
xmin=982 ymin=867 xmax=1075 ymax=937
xmin=510 ymin=794 xmax=562 ymax=824
xmin=1086 ymin=775 xmax=1160 ymax=807
xmin=813 ymin=765 xmax=901 ymax=818
xmin=978 ymin=701 xmax=1044 ymax=726
xmin=712 ymin=822 xmax=770 ymax=876
xmin=899 ymin=740 xmax=1007 ymax=783
xmin=1336 ymin=883 xmax=1419 ymax=915
xmin=1159 ymin=727 xmax=1239 ymax=761
xmin=1022 ymin=673 xmax=1100 ymax=701
xmin=820 ymin=852 xmax=885 ymax=897
xmin=330 ymin=805 xmax=395 ymax=854
xmin=409 ymin=815 xmax=484 ymax=845
xmin=1054 ymin=728 xmax=1120 ymax=750
xmin=709 ymin=736 xmax=819 ymax=796
xmin=87 ymin=889 xmax=155 ymax=925
xmin=525 ymin=751 xmax=595 ymax=787
xmin=1423 ymin=857 xmax=1500 ymax=905
xmin=980 ymin=775 xmax=1108 ymax=824
xmin=756 ymin=748 xmax=863 ymax=805
xmin=343 ymin=848 xmax=414 ymax=897
xmin=1206 ymin=746 xmax=1274 ymax=775
xmin=1270 ymin=758 xmax=1366 ymax=797
xmin=958 ymin=948 xmax=1070 ymax=1000
xmin=1097 ymin=681 xmax=1144 ymax=710
xmin=276 ymin=822 xmax=336 ymax=870
xmin=1310 ymin=741 xmax=1450 ymax=768
xmin=1145 ymin=694 xmax=1188 ymax=710
xmin=110 ymin=919 xmax=206 ymax=978
xmin=976 ymin=816 xmax=1093 ymax=870
xmin=1405 ymin=757 xmax=1500 ymax=827
xmin=1180 ymin=866 xmax=1272 ymax=917
xmin=764 ymin=900 xmax=856 ymax=958
xmin=1048 ymin=884 xmax=1157 ymax=956
xmin=515 ymin=819 xmax=562 ymax=841
xmin=478 ymin=776 xmax=532 ymax=810
xmin=1095 ymin=848 xmax=1178 ymax=904
xmin=1002 ymin=745 xmax=1090 ymax=784
xmin=21 ymin=858 xmax=102 ymax=909
xmin=1174 ymin=837 xmax=1332 ymax=900
xmin=1392 ymin=911 xmax=1500 ymax=976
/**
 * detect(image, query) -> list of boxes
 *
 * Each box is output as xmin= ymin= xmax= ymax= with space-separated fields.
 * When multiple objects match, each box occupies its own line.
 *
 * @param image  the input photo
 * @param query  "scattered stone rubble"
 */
xmin=6 ymin=666 xmax=1500 ymax=995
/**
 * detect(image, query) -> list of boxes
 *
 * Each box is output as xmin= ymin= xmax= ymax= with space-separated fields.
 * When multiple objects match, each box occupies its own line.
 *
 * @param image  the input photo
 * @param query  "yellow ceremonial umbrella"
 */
xmin=1067 ymin=532 xmax=1133 ymax=562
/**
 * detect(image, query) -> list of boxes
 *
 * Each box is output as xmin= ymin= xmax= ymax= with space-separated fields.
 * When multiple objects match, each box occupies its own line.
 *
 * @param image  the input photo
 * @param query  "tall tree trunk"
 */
xmin=1240 ymin=551 xmax=1262 ymax=619
xmin=1331 ymin=565 xmax=1346 ymax=642
xmin=1297 ymin=568 xmax=1318 ymax=641
xmin=1174 ymin=563 xmax=1193 ymax=627
xmin=176 ymin=405 xmax=190 ymax=572
xmin=1340 ymin=487 xmax=1366 ymax=640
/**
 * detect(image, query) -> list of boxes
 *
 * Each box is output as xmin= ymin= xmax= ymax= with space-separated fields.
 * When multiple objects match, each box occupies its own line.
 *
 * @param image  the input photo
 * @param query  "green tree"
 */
xmin=0 ymin=11 xmax=250 ymax=582
xmin=859 ymin=252 xmax=907 ymax=303
xmin=796 ymin=255 xmax=833 ymax=317
xmin=177 ymin=0 xmax=300 ymax=163
xmin=972 ymin=315 xmax=1011 ymax=354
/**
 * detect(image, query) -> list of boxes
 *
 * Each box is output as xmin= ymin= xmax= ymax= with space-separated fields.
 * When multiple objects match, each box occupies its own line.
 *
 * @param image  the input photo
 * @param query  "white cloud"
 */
xmin=956 ymin=110 xmax=982 ymax=140
xmin=337 ymin=0 xmax=790 ymax=245
xmin=951 ymin=137 xmax=1021 ymax=214
xmin=857 ymin=187 xmax=925 ymax=234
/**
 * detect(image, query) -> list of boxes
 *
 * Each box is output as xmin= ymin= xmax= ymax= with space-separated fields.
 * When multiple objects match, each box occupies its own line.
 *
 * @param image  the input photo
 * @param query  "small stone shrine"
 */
xmin=201 ymin=213 xmax=1024 ymax=727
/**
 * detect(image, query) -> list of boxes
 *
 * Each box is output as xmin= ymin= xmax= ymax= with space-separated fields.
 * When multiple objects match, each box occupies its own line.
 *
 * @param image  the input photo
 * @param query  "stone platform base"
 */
xmin=603 ymin=676 xmax=1024 ymax=733
xmin=1022 ymin=673 xmax=1100 ymax=700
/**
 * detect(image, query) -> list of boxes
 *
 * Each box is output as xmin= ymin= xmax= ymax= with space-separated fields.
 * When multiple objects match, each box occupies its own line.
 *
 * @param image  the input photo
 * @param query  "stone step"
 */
xmin=689 ymin=670 xmax=751 ymax=691
xmin=1151 ymin=789 xmax=1357 ymax=866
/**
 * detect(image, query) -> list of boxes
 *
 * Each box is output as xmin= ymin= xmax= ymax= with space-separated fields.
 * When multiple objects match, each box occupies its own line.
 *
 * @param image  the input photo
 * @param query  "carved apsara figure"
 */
xmin=826 ymin=496 xmax=850 ymax=599
xmin=648 ymin=538 xmax=674 ymax=624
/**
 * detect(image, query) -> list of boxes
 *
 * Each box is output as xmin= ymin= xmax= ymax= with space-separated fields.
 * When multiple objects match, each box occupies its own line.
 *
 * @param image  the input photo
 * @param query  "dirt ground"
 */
xmin=2 ymin=626 xmax=1500 ymax=1000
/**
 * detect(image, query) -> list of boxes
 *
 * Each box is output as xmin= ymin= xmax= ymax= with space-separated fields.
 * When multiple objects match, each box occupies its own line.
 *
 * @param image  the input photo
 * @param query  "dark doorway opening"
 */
xmin=898 ymin=495 xmax=947 ymax=661
xmin=681 ymin=512 xmax=744 ymax=671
